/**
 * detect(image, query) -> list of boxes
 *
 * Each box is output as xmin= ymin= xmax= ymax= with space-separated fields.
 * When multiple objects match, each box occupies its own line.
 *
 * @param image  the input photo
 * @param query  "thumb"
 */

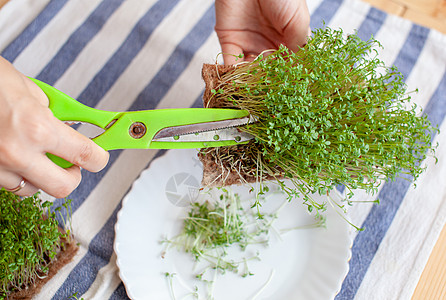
xmin=261 ymin=0 xmax=311 ymax=51
xmin=220 ymin=42 xmax=245 ymax=65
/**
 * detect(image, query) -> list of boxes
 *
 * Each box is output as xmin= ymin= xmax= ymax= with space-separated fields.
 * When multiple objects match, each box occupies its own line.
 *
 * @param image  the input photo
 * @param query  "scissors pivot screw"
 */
xmin=129 ymin=122 xmax=146 ymax=139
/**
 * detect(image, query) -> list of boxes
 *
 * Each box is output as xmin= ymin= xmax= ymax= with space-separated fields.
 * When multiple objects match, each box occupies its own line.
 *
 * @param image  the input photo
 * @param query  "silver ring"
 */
xmin=4 ymin=179 xmax=26 ymax=193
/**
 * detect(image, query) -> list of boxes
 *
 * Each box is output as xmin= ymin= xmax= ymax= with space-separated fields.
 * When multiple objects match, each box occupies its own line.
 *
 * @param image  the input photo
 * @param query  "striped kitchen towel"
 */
xmin=0 ymin=0 xmax=445 ymax=299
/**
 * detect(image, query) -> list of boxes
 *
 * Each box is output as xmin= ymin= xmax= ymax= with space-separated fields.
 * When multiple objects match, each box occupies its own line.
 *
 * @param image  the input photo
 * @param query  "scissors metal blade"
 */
xmin=152 ymin=116 xmax=256 ymax=143
xmin=30 ymin=76 xmax=256 ymax=168
xmin=152 ymin=115 xmax=255 ymax=141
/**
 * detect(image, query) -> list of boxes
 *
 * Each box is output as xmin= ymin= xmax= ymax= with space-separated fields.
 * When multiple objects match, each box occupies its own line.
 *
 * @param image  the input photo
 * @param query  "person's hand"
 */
xmin=215 ymin=0 xmax=311 ymax=65
xmin=0 ymin=56 xmax=109 ymax=198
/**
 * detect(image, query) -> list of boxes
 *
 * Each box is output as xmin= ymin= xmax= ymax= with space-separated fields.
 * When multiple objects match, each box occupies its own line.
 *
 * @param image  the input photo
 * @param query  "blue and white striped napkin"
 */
xmin=1 ymin=0 xmax=445 ymax=299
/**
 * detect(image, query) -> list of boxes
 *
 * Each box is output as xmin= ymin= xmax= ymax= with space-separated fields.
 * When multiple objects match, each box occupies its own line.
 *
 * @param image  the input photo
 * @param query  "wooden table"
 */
xmin=0 ymin=0 xmax=444 ymax=299
xmin=361 ymin=0 xmax=445 ymax=34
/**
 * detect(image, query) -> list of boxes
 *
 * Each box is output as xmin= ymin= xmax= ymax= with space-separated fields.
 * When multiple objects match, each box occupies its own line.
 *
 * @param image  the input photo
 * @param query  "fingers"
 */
xmin=5 ymin=99 xmax=109 ymax=173
xmin=273 ymin=0 xmax=311 ymax=51
xmin=9 ymin=180 xmax=39 ymax=198
xmin=0 ymin=56 xmax=108 ymax=198
xmin=220 ymin=42 xmax=245 ymax=65
xmin=47 ymin=118 xmax=109 ymax=172
xmin=0 ymin=146 xmax=83 ymax=198
xmin=217 ymin=31 xmax=277 ymax=65
xmin=4 ymin=112 xmax=107 ymax=198
xmin=22 ymin=74 xmax=50 ymax=106
xmin=0 ymin=99 xmax=108 ymax=198
xmin=25 ymin=77 xmax=109 ymax=172
xmin=20 ymin=158 xmax=82 ymax=199
xmin=215 ymin=0 xmax=311 ymax=65
xmin=283 ymin=16 xmax=311 ymax=51
xmin=0 ymin=170 xmax=39 ymax=197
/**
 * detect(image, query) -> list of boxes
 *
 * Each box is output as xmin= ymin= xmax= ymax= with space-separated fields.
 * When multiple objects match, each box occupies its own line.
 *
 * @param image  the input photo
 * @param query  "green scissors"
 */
xmin=30 ymin=78 xmax=254 ymax=168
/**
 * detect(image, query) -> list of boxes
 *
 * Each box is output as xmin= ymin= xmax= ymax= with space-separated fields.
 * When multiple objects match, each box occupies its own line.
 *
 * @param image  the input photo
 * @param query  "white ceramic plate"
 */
xmin=114 ymin=149 xmax=352 ymax=300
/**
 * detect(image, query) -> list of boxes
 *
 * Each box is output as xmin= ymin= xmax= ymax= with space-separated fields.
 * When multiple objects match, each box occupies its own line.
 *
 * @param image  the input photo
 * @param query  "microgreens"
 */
xmin=0 ymin=190 xmax=73 ymax=298
xmin=162 ymin=188 xmax=323 ymax=299
xmin=162 ymin=189 xmax=275 ymax=299
xmin=70 ymin=292 xmax=85 ymax=300
xmin=202 ymin=27 xmax=438 ymax=217
xmin=162 ymin=189 xmax=272 ymax=277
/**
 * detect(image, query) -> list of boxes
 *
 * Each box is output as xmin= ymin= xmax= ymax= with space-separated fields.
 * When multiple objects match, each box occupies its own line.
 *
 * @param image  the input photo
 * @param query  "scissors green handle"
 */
xmin=30 ymin=78 xmax=250 ymax=168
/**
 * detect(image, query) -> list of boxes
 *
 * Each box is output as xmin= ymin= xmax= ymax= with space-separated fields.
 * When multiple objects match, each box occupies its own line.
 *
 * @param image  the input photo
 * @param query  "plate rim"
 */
xmin=114 ymin=149 xmax=352 ymax=300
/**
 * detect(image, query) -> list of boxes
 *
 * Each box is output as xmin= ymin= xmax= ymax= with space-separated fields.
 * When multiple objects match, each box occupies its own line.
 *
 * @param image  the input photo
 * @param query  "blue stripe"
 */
xmin=36 ymin=0 xmax=125 ymax=85
xmin=54 ymin=4 xmax=215 ymax=214
xmin=192 ymin=92 xmax=205 ymax=108
xmin=337 ymin=179 xmax=412 ymax=300
xmin=54 ymin=151 xmax=172 ymax=299
xmin=52 ymin=7 xmax=216 ymax=298
xmin=110 ymin=283 xmax=129 ymax=300
xmin=392 ymin=24 xmax=430 ymax=79
xmin=55 ymin=5 xmax=215 ymax=212
xmin=129 ymin=6 xmax=216 ymax=111
xmin=1 ymin=0 xmax=68 ymax=62
xmin=336 ymin=27 xmax=435 ymax=300
xmin=54 ymin=150 xmax=122 ymax=213
xmin=337 ymin=71 xmax=446 ymax=300
xmin=310 ymin=0 xmax=344 ymax=30
xmin=62 ymin=4 xmax=214 ymax=213
xmin=52 ymin=200 xmax=123 ymax=299
xmin=77 ymin=0 xmax=179 ymax=107
xmin=356 ymin=7 xmax=387 ymax=41
xmin=336 ymin=184 xmax=345 ymax=193
xmin=423 ymin=71 xmax=446 ymax=129
xmin=52 ymin=0 xmax=180 ymax=212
